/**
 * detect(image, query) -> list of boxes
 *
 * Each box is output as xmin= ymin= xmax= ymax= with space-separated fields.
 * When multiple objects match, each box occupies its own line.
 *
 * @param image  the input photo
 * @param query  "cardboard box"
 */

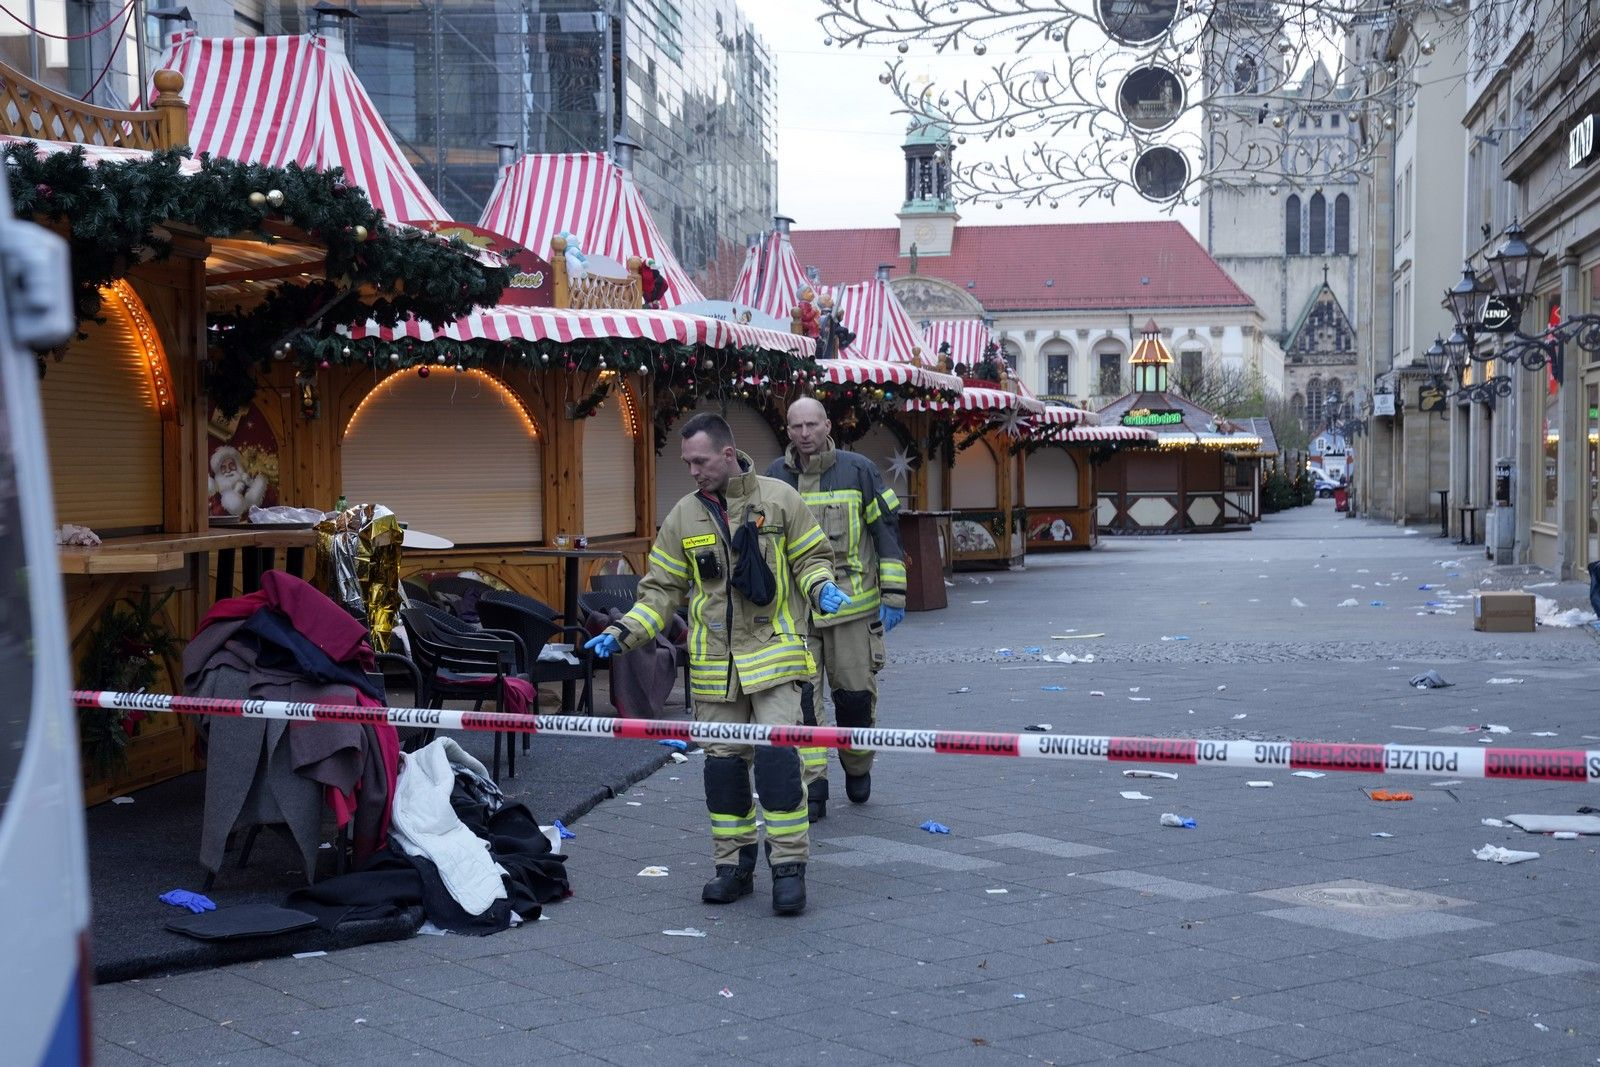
xmin=1474 ymin=591 xmax=1535 ymax=633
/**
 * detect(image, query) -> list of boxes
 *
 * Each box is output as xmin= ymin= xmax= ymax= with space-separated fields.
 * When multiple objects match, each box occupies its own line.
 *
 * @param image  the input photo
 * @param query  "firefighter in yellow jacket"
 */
xmin=767 ymin=397 xmax=906 ymax=820
xmin=585 ymin=412 xmax=849 ymax=915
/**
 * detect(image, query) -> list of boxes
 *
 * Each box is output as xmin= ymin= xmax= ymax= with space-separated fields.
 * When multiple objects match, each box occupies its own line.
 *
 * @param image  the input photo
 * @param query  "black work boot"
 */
xmin=845 ymin=771 xmax=871 ymax=804
xmin=771 ymin=862 xmax=807 ymax=915
xmin=807 ymin=777 xmax=829 ymax=822
xmin=702 ymin=844 xmax=757 ymax=904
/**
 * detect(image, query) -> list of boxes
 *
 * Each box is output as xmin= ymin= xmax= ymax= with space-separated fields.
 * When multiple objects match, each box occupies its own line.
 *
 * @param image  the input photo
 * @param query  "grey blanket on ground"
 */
xmin=185 ymin=619 xmax=384 ymax=882
xmin=585 ymin=607 xmax=685 ymax=719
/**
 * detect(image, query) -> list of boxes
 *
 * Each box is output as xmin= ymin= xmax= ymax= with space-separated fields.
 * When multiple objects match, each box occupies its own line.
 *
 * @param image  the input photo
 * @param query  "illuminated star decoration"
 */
xmin=885 ymin=447 xmax=916 ymax=485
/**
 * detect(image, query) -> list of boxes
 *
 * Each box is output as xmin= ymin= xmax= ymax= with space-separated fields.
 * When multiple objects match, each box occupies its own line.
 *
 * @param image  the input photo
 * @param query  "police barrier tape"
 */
xmin=72 ymin=690 xmax=1600 ymax=783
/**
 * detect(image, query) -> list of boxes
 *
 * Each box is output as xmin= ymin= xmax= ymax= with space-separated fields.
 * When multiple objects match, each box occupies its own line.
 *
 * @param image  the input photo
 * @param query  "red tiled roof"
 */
xmin=788 ymin=221 xmax=1255 ymax=313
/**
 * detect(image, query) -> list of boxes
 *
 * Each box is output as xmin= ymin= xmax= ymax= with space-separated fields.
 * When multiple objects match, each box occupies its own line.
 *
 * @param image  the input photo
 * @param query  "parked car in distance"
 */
xmin=1314 ymin=474 xmax=1344 ymax=498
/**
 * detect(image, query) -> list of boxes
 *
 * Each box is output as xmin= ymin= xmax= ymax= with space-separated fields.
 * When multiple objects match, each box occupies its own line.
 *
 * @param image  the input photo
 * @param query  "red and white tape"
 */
xmin=73 ymin=691 xmax=1600 ymax=783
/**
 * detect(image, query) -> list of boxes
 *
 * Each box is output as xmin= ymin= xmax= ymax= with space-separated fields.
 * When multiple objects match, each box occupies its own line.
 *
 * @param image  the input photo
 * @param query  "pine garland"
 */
xmin=6 ymin=144 xmax=511 ymax=414
xmin=76 ymin=588 xmax=180 ymax=779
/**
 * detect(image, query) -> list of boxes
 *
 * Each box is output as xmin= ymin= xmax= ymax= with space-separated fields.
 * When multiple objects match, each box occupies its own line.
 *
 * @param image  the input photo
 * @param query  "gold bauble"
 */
xmin=248 ymin=191 xmax=267 ymax=208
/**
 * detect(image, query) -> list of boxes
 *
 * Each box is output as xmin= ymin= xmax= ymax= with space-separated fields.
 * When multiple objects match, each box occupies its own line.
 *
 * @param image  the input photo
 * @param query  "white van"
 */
xmin=0 ymin=171 xmax=94 ymax=1063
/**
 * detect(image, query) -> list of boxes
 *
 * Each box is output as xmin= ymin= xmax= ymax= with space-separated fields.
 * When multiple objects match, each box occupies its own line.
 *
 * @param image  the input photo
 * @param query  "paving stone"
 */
xmin=1153 ymin=1004 xmax=1278 ymax=1036
xmin=1474 ymin=949 xmax=1599 ymax=976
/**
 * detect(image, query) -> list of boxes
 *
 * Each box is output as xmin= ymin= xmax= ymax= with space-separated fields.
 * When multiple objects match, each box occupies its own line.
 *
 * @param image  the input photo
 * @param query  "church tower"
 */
xmin=1196 ymin=1 xmax=1363 ymax=425
xmin=897 ymin=119 xmax=960 ymax=258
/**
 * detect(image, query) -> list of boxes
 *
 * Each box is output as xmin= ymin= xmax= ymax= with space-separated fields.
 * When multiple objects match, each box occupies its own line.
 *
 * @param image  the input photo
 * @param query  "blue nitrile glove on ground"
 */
xmin=584 ymin=633 xmax=620 ymax=658
xmin=879 ymin=604 xmax=905 ymax=632
xmin=160 ymin=889 xmax=217 ymax=913
xmin=817 ymin=582 xmax=851 ymax=615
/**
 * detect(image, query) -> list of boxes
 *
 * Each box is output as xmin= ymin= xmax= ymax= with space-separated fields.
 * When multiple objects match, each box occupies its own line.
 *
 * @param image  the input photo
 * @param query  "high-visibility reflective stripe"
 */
xmin=771 ymin=534 xmax=798 ymax=638
xmin=739 ymin=639 xmax=810 ymax=665
xmin=762 ymin=808 xmax=810 ymax=836
xmin=878 ymin=488 xmax=900 ymax=512
xmin=879 ymin=559 xmax=907 ymax=585
xmin=800 ymin=747 xmax=828 ymax=768
xmin=623 ymin=602 xmax=666 ymax=637
xmin=650 ymin=547 xmax=689 ymax=578
xmin=739 ymin=661 xmax=814 ymax=688
xmin=787 ymin=525 xmax=826 ymax=560
xmin=711 ymin=814 xmax=758 ymax=837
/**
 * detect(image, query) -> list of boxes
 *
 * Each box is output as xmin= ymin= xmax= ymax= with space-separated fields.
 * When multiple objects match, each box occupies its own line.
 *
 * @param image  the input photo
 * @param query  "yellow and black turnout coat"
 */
xmin=605 ymin=451 xmax=836 ymax=701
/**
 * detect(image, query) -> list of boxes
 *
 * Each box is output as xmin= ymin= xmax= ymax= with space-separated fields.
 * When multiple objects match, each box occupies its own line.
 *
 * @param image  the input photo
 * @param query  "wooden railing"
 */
xmin=550 ymin=235 xmax=643 ymax=309
xmin=0 ymin=63 xmax=187 ymax=150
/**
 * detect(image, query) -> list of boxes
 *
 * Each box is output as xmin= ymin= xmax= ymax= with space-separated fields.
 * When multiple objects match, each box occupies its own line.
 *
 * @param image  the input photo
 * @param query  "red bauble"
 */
xmin=418 ymin=366 xmax=431 ymax=378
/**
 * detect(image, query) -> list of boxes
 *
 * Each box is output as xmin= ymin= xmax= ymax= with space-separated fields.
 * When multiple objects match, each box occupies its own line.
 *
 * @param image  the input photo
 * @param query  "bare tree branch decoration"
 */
xmin=819 ymin=0 xmax=1468 ymax=207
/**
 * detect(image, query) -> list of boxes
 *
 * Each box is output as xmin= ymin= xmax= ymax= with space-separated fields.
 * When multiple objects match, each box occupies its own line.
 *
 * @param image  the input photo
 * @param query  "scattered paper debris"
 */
xmin=1484 ymin=724 xmax=1511 ymax=734
xmin=1040 ymin=686 xmax=1066 ymax=693
xmin=1246 ymin=781 xmax=1272 ymax=789
xmin=1216 ymin=685 xmax=1227 ymax=692
xmin=292 ymin=951 xmax=327 ymax=959
xmin=994 ymin=647 xmax=1011 ymax=655
xmin=1371 ymin=832 xmax=1394 ymax=838
xmin=1430 ymin=780 xmax=1463 ymax=787
xmin=1123 ymin=770 xmax=1178 ymax=780
xmin=985 ymin=888 xmax=1009 ymax=895
xmin=1292 ymin=598 xmax=1307 ymax=608
xmin=950 ymin=686 xmax=971 ymax=694
xmin=1129 ymin=687 xmax=1141 ymax=693
xmin=627 ymin=801 xmax=643 ymax=807
xmin=1024 ymin=723 xmax=1054 ymax=731
xmin=1338 ymin=598 xmax=1360 ymax=608
xmin=1089 ymin=690 xmax=1106 ymax=697
xmin=1530 ymin=732 xmax=1558 ymax=737
xmin=637 ymin=866 xmax=670 ymax=877
xmin=971 ymin=600 xmax=989 ymax=605
xmin=670 ymin=752 xmax=689 ymax=764
xmin=663 ymin=928 xmax=707 ymax=938
xmin=1160 ymin=635 xmax=1191 ymax=641
xmin=1505 ymin=814 xmax=1600 ymax=835
xmin=1042 ymin=652 xmax=1096 ymax=663
xmin=1474 ymin=844 xmax=1539 ymax=865
xmin=1291 ymin=771 xmax=1326 ymax=779
xmin=1481 ymin=819 xmax=1508 ymax=830
xmin=1129 ymin=696 xmax=1152 ymax=702
xmin=1486 ymin=678 xmax=1525 ymax=685
xmin=1052 ymin=633 xmax=1105 ymax=640
xmin=1120 ymin=791 xmax=1153 ymax=800
xmin=1478 ymin=737 xmax=1495 ymax=744
xmin=1231 ymin=713 xmax=1247 ymax=720
xmin=920 ymin=820 xmax=951 ymax=834
xmin=719 ymin=987 xmax=735 ymax=998
xmin=1160 ymin=813 xmax=1196 ymax=828
xmin=1553 ymin=832 xmax=1580 ymax=840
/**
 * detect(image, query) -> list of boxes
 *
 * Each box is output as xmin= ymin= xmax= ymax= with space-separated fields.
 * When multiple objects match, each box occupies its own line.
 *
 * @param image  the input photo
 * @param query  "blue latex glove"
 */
xmin=160 ymin=889 xmax=216 ymax=914
xmin=879 ymin=604 xmax=905 ymax=632
xmin=584 ymin=633 xmax=620 ymax=658
xmin=817 ymin=582 xmax=852 ymax=615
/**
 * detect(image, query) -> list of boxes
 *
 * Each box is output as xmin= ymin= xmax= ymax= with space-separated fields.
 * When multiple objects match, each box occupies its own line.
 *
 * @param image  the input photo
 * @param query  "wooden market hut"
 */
xmin=1094 ymin=320 xmax=1263 ymax=533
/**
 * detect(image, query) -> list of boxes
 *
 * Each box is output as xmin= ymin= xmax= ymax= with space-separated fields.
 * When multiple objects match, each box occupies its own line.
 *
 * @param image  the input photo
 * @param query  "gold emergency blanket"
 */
xmin=312 ymin=503 xmax=402 ymax=652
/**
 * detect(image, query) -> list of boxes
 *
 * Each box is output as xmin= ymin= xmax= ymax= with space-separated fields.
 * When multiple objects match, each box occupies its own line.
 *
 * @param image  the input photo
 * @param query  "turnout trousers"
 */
xmin=799 ymin=614 xmax=885 ymax=783
xmin=698 ymin=680 xmax=810 ymax=866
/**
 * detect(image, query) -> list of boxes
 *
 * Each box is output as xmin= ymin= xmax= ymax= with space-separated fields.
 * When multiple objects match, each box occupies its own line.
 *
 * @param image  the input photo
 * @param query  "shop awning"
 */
xmin=922 ymin=319 xmax=995 ymax=365
xmin=478 ymin=153 xmax=705 ymax=308
xmin=832 ymin=276 xmax=930 ymax=364
xmin=731 ymin=229 xmax=813 ymax=322
xmin=907 ymin=386 xmax=1045 ymax=414
xmin=159 ymin=31 xmax=449 ymax=223
xmin=1060 ymin=426 xmax=1157 ymax=443
xmin=1030 ymin=405 xmax=1093 ymax=426
xmin=0 ymin=134 xmax=203 ymax=170
xmin=817 ymin=358 xmax=963 ymax=393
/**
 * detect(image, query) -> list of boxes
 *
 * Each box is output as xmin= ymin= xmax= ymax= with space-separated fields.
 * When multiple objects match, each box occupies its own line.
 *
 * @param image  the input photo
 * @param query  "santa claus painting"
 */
xmin=207 ymin=403 xmax=280 ymax=518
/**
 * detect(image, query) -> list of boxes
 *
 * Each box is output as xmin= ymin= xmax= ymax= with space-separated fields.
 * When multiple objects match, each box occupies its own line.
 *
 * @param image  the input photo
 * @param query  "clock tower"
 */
xmin=897 ymin=119 xmax=960 ymax=258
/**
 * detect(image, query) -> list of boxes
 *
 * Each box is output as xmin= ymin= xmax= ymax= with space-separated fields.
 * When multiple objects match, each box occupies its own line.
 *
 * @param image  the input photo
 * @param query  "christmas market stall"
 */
xmin=4 ymin=52 xmax=506 ymax=798
xmin=1094 ymin=321 xmax=1263 ymax=534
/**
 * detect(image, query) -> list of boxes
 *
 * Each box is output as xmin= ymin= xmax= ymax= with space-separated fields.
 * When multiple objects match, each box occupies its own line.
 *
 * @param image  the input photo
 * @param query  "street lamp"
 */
xmin=1442 ymin=262 xmax=1491 ymax=330
xmin=1483 ymin=220 xmax=1543 ymax=307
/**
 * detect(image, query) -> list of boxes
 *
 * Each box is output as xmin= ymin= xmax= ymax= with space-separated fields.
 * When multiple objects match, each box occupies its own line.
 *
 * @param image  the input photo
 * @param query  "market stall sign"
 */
xmin=403 ymin=221 xmax=553 ymax=307
xmin=1372 ymin=393 xmax=1396 ymax=417
xmin=1121 ymin=408 xmax=1184 ymax=427
xmin=1418 ymin=384 xmax=1447 ymax=413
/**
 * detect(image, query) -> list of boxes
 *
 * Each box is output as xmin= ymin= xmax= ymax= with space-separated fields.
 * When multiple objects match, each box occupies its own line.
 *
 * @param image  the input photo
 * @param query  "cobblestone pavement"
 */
xmin=95 ymin=503 xmax=1600 ymax=1066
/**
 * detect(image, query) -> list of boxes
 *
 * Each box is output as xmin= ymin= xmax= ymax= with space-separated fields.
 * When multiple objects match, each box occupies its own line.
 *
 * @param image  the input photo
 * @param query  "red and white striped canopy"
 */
xmin=907 ymin=386 xmax=1045 ymax=415
xmin=922 ymin=319 xmax=995 ymax=366
xmin=832 ymin=277 xmax=926 ymax=364
xmin=817 ymin=359 xmax=963 ymax=393
xmin=159 ymin=32 xmax=449 ymax=222
xmin=348 ymin=306 xmax=715 ymax=347
xmin=0 ymin=134 xmax=205 ymax=171
xmin=1060 ymin=426 xmax=1157 ymax=443
xmin=1030 ymin=405 xmax=1092 ymax=426
xmin=478 ymin=153 xmax=704 ymax=308
xmin=730 ymin=230 xmax=812 ymax=322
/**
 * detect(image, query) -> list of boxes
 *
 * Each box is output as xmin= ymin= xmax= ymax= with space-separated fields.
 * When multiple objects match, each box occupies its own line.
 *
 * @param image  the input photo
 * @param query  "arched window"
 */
xmin=1285 ymin=194 xmax=1302 ymax=255
xmin=1040 ymin=338 xmax=1073 ymax=395
xmin=1094 ymin=339 xmax=1126 ymax=396
xmin=1291 ymin=393 xmax=1306 ymax=424
xmin=1308 ymin=192 xmax=1327 ymax=255
xmin=1333 ymin=193 xmax=1350 ymax=254
xmin=1305 ymin=377 xmax=1324 ymax=424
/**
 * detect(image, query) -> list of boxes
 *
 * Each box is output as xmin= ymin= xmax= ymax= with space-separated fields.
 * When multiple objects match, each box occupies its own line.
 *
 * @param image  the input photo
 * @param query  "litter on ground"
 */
xmin=1371 ymin=832 xmax=1394 ymax=838
xmin=1123 ymin=770 xmax=1179 ymax=780
xmin=637 ymin=866 xmax=670 ymax=877
xmin=1368 ymin=790 xmax=1413 ymax=802
xmin=1120 ymin=791 xmax=1153 ymax=800
xmin=1043 ymin=652 xmax=1096 ymax=663
xmin=1292 ymin=598 xmax=1307 ymax=608
xmin=1232 ymin=713 xmax=1247 ymax=720
xmin=1410 ymin=670 xmax=1451 ymax=689
xmin=1486 ymin=678 xmax=1525 ymax=685
xmin=1291 ymin=771 xmax=1326 ymax=779
xmin=1246 ymin=781 xmax=1273 ymax=788
xmin=1474 ymin=844 xmax=1539 ymax=864
xmin=1504 ymin=814 xmax=1600 ymax=835
xmin=1024 ymin=723 xmax=1054 ymax=731
xmin=920 ymin=820 xmax=951 ymax=834
xmin=1160 ymin=814 xmax=1196 ymax=828
xmin=662 ymin=928 xmax=707 ymax=938
xmin=1338 ymin=599 xmax=1360 ymax=607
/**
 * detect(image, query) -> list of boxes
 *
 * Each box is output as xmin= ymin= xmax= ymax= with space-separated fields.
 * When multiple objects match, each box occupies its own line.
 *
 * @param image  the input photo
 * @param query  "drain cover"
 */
xmin=1254 ymin=879 xmax=1469 ymax=914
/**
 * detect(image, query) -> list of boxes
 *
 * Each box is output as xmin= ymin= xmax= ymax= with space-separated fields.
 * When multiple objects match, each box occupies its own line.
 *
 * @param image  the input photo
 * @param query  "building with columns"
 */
xmin=789 ymin=126 xmax=1284 ymax=410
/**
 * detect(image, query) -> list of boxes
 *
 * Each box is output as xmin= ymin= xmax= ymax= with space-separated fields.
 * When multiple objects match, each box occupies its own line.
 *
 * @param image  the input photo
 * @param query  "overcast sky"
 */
xmin=740 ymin=2 xmax=1200 ymax=236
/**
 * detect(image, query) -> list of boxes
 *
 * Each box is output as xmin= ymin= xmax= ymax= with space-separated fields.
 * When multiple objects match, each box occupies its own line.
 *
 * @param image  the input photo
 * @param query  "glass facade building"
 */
xmin=344 ymin=0 xmax=777 ymax=295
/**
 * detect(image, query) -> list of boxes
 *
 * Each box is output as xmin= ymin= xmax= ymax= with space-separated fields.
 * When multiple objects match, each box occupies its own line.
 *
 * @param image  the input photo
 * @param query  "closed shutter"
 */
xmin=581 ymin=395 xmax=638 ymax=537
xmin=852 ymin=423 xmax=899 ymax=485
xmin=952 ymin=439 xmax=998 ymax=508
xmin=1026 ymin=448 xmax=1079 ymax=506
xmin=342 ymin=371 xmax=541 ymax=545
xmin=655 ymin=401 xmax=783 ymax=523
xmin=41 ymin=308 xmax=163 ymax=532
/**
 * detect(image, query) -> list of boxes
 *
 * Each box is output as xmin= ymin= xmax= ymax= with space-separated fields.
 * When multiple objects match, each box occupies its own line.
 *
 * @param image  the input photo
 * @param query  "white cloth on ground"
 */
xmin=388 ymin=738 xmax=508 ymax=915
